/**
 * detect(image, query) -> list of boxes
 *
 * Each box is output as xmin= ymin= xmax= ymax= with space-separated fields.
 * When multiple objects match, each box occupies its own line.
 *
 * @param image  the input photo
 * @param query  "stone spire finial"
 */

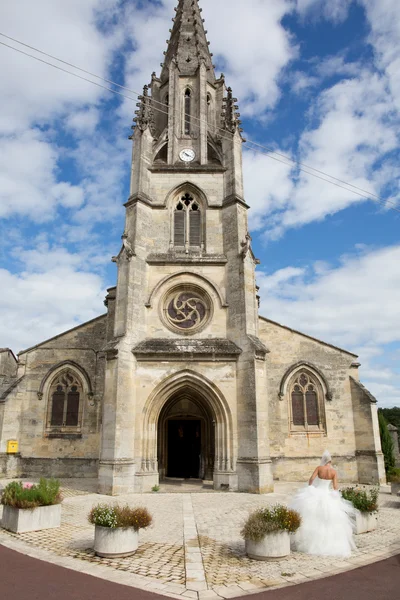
xmin=221 ymin=87 xmax=243 ymax=135
xmin=132 ymin=85 xmax=156 ymax=136
xmin=161 ymin=0 xmax=215 ymax=83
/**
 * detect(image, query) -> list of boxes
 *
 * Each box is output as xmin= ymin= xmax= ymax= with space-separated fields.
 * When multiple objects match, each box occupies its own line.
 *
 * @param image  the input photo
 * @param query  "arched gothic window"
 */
xmin=289 ymin=370 xmax=325 ymax=432
xmin=174 ymin=193 xmax=201 ymax=249
xmin=47 ymin=370 xmax=83 ymax=431
xmin=184 ymin=89 xmax=191 ymax=135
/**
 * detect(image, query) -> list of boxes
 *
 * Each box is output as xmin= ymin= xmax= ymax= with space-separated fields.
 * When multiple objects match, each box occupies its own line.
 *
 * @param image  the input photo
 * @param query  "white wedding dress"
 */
xmin=289 ymin=476 xmax=356 ymax=557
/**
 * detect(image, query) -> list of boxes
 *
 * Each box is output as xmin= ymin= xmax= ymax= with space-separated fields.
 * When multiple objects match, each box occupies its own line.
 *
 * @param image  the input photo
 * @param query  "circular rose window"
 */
xmin=163 ymin=286 xmax=211 ymax=333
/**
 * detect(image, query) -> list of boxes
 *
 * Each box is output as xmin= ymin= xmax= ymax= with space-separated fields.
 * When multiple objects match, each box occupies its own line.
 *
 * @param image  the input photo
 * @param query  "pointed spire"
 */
xmin=161 ymin=0 xmax=215 ymax=83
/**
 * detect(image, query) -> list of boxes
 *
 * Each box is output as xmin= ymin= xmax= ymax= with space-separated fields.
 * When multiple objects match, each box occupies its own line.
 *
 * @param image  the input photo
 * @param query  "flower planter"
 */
xmin=245 ymin=531 xmax=290 ymax=561
xmin=1 ymin=504 xmax=61 ymax=534
xmin=391 ymin=482 xmax=400 ymax=497
xmin=355 ymin=510 xmax=378 ymax=534
xmin=94 ymin=525 xmax=139 ymax=558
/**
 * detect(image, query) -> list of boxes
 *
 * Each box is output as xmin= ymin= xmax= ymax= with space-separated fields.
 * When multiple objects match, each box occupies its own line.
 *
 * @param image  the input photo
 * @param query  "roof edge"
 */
xmin=350 ymin=376 xmax=377 ymax=403
xmin=18 ymin=314 xmax=107 ymax=356
xmin=0 ymin=376 xmax=24 ymax=401
xmin=0 ymin=348 xmax=18 ymax=362
xmin=259 ymin=315 xmax=358 ymax=358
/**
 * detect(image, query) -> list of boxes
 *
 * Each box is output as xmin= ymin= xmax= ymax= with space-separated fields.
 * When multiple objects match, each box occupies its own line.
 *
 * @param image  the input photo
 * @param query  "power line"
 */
xmin=1 ymin=32 xmax=399 ymax=214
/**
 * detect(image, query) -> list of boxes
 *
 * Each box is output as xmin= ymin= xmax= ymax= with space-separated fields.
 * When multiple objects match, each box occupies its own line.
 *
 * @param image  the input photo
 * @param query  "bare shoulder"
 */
xmin=318 ymin=465 xmax=336 ymax=480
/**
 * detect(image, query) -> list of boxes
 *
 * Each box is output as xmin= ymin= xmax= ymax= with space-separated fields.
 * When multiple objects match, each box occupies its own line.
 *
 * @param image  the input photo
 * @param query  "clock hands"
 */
xmin=180 ymin=149 xmax=195 ymax=162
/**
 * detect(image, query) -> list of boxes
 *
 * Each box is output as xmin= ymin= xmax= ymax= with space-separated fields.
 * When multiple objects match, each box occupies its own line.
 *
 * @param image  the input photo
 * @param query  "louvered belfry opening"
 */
xmin=174 ymin=193 xmax=201 ymax=249
xmin=184 ymin=89 xmax=191 ymax=135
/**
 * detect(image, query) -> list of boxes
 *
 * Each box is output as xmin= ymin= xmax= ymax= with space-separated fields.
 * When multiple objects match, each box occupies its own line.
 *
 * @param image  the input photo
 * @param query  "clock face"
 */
xmin=180 ymin=148 xmax=196 ymax=163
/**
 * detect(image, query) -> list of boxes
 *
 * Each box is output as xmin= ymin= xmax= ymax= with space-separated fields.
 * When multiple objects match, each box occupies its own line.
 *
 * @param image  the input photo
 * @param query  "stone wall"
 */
xmin=0 ymin=316 xmax=106 ymax=470
xmin=388 ymin=424 xmax=400 ymax=467
xmin=0 ymin=349 xmax=18 ymax=378
xmin=258 ymin=317 xmax=382 ymax=484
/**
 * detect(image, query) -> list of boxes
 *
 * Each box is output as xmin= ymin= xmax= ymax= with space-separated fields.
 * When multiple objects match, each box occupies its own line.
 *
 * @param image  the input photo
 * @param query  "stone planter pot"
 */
xmin=1 ymin=504 xmax=61 ymax=534
xmin=245 ymin=531 xmax=290 ymax=561
xmin=94 ymin=525 xmax=139 ymax=558
xmin=355 ymin=510 xmax=378 ymax=534
xmin=391 ymin=482 xmax=400 ymax=496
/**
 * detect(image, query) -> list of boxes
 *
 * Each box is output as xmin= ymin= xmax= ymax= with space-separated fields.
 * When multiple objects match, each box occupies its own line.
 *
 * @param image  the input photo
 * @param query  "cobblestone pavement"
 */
xmin=0 ymin=478 xmax=399 ymax=600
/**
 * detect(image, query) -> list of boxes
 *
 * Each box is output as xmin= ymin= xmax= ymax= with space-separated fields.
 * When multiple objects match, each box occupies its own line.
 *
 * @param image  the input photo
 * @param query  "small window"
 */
xmin=184 ymin=89 xmax=191 ymax=135
xmin=207 ymin=93 xmax=211 ymax=122
xmin=47 ymin=370 xmax=83 ymax=432
xmin=173 ymin=193 xmax=202 ymax=249
xmin=289 ymin=370 xmax=325 ymax=432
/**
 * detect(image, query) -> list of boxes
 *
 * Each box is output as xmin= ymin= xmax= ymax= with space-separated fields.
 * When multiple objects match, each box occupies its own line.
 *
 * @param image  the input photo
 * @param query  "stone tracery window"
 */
xmin=47 ymin=370 xmax=83 ymax=431
xmin=174 ymin=193 xmax=202 ymax=249
xmin=167 ymin=291 xmax=207 ymax=330
xmin=289 ymin=370 xmax=325 ymax=432
xmin=162 ymin=285 xmax=211 ymax=334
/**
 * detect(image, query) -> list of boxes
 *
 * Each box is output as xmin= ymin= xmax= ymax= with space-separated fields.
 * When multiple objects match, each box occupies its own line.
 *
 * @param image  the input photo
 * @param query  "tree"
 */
xmin=378 ymin=412 xmax=395 ymax=474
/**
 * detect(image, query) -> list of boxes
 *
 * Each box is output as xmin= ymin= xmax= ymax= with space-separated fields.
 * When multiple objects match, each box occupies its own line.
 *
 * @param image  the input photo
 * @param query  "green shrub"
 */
xmin=341 ymin=486 xmax=379 ymax=513
xmin=388 ymin=467 xmax=400 ymax=484
xmin=241 ymin=505 xmax=301 ymax=542
xmin=88 ymin=504 xmax=153 ymax=530
xmin=379 ymin=412 xmax=395 ymax=474
xmin=1 ymin=479 xmax=61 ymax=509
xmin=152 ymin=485 xmax=160 ymax=492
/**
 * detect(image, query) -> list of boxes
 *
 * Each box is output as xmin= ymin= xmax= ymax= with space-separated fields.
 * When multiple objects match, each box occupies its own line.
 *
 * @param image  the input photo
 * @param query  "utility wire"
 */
xmin=1 ymin=32 xmax=399 ymax=214
xmin=0 ymin=30 xmax=392 ymax=207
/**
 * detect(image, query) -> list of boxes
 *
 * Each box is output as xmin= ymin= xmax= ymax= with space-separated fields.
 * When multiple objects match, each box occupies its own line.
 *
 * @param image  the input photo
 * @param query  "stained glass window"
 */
xmin=48 ymin=371 xmax=83 ymax=429
xmin=290 ymin=371 xmax=322 ymax=430
xmin=167 ymin=292 xmax=207 ymax=330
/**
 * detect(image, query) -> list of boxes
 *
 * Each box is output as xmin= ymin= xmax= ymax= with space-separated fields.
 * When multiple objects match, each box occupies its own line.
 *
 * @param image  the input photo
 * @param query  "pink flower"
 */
xmin=23 ymin=482 xmax=34 ymax=489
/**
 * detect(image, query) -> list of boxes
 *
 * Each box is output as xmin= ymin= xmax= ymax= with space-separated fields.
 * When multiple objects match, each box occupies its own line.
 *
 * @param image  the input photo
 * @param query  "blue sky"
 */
xmin=0 ymin=0 xmax=399 ymax=407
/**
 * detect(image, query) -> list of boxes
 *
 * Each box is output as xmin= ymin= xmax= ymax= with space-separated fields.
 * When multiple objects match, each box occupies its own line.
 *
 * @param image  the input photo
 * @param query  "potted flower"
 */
xmin=388 ymin=468 xmax=400 ymax=496
xmin=241 ymin=505 xmax=301 ymax=561
xmin=1 ymin=478 xmax=62 ymax=533
xmin=88 ymin=503 xmax=152 ymax=558
xmin=341 ymin=486 xmax=379 ymax=534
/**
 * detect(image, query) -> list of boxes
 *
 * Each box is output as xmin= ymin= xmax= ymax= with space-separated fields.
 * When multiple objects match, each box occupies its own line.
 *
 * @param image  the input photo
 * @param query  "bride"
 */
xmin=289 ymin=451 xmax=356 ymax=557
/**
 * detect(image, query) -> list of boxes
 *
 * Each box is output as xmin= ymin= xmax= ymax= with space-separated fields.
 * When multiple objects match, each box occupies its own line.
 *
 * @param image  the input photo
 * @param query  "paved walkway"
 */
xmin=0 ymin=543 xmax=399 ymax=600
xmin=0 ymin=478 xmax=399 ymax=599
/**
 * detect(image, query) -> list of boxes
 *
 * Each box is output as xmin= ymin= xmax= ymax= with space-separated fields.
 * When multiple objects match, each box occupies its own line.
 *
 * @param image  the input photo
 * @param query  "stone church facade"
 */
xmin=0 ymin=0 xmax=385 ymax=494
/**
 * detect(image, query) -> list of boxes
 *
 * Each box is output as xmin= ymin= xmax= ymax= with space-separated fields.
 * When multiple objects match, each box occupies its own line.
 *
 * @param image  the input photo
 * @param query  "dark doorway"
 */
xmin=167 ymin=420 xmax=201 ymax=478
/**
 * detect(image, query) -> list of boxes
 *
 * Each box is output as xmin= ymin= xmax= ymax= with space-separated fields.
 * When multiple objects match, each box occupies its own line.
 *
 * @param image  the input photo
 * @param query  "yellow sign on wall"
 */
xmin=6 ymin=440 xmax=18 ymax=454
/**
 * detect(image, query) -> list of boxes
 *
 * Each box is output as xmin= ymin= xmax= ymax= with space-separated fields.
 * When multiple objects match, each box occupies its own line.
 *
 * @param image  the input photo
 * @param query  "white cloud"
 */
xmin=243 ymin=149 xmax=294 ymax=231
xmin=315 ymin=55 xmax=360 ymax=79
xmin=65 ymin=108 xmax=101 ymax=134
xmin=0 ymin=130 xmax=85 ymax=220
xmin=296 ymin=0 xmax=353 ymax=22
xmin=246 ymin=68 xmax=400 ymax=239
xmin=361 ymin=0 xmax=400 ymax=114
xmin=121 ymin=0 xmax=297 ymax=119
xmin=0 ymin=0 xmax=129 ymax=224
xmin=0 ymin=0 xmax=120 ymax=134
xmin=259 ymin=245 xmax=400 ymax=347
xmin=0 ymin=265 xmax=105 ymax=352
xmin=258 ymin=245 xmax=400 ymax=407
xmin=291 ymin=72 xmax=320 ymax=94
xmin=363 ymin=381 xmax=400 ymax=409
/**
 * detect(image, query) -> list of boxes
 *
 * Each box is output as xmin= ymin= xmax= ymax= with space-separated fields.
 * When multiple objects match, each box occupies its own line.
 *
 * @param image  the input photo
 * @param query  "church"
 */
xmin=0 ymin=0 xmax=385 ymax=494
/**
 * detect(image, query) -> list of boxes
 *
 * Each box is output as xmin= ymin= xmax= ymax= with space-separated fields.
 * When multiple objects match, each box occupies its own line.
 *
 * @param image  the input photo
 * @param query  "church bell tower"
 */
xmin=99 ymin=0 xmax=274 ymax=495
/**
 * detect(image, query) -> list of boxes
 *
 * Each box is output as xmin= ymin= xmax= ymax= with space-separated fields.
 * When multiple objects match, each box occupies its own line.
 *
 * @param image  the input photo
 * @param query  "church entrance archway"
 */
xmin=141 ymin=370 xmax=235 ymax=489
xmin=158 ymin=391 xmax=214 ymax=480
